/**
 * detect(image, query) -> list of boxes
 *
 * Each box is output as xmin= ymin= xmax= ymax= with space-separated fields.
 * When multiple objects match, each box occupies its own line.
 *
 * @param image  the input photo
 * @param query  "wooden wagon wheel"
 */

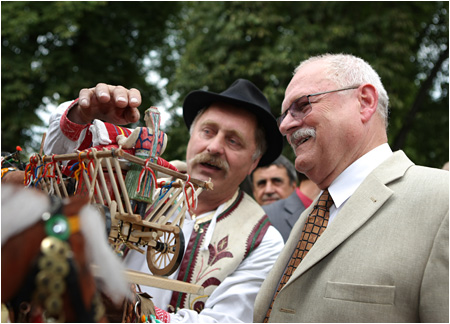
xmin=147 ymin=226 xmax=184 ymax=276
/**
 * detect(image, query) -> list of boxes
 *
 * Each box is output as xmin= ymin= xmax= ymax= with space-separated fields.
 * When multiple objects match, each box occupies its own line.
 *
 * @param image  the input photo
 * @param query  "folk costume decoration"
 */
xmin=40 ymin=79 xmax=285 ymax=322
xmin=1 ymin=184 xmax=130 ymax=323
xmin=117 ymin=107 xmax=168 ymax=217
xmin=123 ymin=79 xmax=285 ymax=322
xmin=1 ymin=147 xmax=24 ymax=183
xmin=168 ymin=190 xmax=272 ymax=313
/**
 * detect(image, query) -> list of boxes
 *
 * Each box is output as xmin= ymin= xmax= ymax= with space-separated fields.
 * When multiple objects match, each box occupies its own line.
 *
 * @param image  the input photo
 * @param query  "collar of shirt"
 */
xmin=327 ymin=143 xmax=393 ymax=222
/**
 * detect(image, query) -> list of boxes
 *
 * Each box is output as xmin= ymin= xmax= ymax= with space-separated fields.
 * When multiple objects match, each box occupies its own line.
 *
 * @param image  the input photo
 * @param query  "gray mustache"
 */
xmin=291 ymin=128 xmax=316 ymax=141
xmin=289 ymin=128 xmax=316 ymax=146
xmin=189 ymin=152 xmax=230 ymax=173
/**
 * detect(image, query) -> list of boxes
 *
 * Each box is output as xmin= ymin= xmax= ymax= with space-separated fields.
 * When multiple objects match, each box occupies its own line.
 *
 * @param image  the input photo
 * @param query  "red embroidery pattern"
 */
xmin=208 ymin=236 xmax=233 ymax=265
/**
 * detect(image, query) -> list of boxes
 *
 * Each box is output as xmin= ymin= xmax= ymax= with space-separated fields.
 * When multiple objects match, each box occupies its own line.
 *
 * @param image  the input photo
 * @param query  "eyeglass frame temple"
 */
xmin=305 ymin=85 xmax=360 ymax=100
xmin=277 ymin=85 xmax=360 ymax=126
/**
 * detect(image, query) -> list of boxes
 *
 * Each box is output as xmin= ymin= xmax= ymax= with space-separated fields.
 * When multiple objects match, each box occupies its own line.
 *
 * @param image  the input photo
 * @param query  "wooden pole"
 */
xmin=41 ymin=148 xmax=213 ymax=191
xmin=91 ymin=266 xmax=204 ymax=295
xmin=117 ymin=150 xmax=213 ymax=190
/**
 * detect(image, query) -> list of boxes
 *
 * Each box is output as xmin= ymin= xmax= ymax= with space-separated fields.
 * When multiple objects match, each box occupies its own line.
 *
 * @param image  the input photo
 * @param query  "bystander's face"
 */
xmin=252 ymin=165 xmax=296 ymax=205
xmin=279 ymin=62 xmax=362 ymax=189
xmin=186 ymin=102 xmax=261 ymax=202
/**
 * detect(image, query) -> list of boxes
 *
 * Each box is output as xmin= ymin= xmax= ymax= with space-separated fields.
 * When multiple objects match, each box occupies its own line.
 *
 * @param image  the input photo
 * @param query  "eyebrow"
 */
xmin=201 ymin=120 xmax=247 ymax=145
xmin=256 ymin=177 xmax=284 ymax=185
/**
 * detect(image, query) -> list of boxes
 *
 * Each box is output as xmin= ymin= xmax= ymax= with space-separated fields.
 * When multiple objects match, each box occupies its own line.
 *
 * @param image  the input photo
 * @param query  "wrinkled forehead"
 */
xmin=198 ymin=104 xmax=259 ymax=141
xmin=201 ymin=103 xmax=258 ymax=126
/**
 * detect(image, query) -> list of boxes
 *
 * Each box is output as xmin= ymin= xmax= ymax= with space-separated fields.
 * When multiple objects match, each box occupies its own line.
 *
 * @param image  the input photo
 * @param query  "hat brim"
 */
xmin=183 ymin=90 xmax=283 ymax=167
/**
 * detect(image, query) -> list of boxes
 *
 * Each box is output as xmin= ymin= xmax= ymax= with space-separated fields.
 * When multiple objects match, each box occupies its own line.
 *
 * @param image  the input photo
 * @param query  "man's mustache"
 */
xmin=189 ymin=152 xmax=230 ymax=174
xmin=288 ymin=127 xmax=316 ymax=148
xmin=262 ymin=193 xmax=281 ymax=200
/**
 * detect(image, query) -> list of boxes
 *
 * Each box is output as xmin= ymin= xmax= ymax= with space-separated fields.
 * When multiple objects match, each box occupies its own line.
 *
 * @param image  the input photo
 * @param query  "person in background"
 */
xmin=43 ymin=79 xmax=285 ymax=323
xmin=250 ymin=155 xmax=297 ymax=205
xmin=254 ymin=53 xmax=448 ymax=323
xmin=263 ymin=171 xmax=320 ymax=242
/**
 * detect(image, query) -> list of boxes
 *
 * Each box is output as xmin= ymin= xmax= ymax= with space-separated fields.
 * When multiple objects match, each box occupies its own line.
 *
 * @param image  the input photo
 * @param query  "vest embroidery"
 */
xmin=168 ymin=191 xmax=270 ymax=313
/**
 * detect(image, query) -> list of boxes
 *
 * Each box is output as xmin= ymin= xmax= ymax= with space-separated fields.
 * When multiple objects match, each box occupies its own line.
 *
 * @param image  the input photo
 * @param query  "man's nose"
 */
xmin=279 ymin=111 xmax=304 ymax=137
xmin=206 ymin=135 xmax=225 ymax=155
xmin=263 ymin=181 xmax=276 ymax=193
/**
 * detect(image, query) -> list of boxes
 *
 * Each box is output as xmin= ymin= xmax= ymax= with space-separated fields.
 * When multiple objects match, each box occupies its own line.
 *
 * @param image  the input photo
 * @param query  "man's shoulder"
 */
xmin=408 ymin=163 xmax=449 ymax=178
xmin=373 ymin=150 xmax=448 ymax=188
xmin=368 ymin=152 xmax=448 ymax=212
xmin=240 ymin=190 xmax=267 ymax=212
xmin=405 ymin=164 xmax=449 ymax=195
xmin=263 ymin=197 xmax=286 ymax=212
xmin=389 ymin=151 xmax=448 ymax=187
xmin=263 ymin=191 xmax=300 ymax=213
xmin=224 ymin=190 xmax=267 ymax=223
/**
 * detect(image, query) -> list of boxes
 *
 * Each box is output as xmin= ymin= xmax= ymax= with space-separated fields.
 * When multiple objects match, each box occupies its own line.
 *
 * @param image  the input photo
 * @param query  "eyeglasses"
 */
xmin=277 ymin=86 xmax=360 ymax=127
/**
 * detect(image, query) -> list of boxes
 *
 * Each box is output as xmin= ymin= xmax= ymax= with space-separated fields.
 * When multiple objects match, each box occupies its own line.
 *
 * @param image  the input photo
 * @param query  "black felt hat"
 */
xmin=183 ymin=79 xmax=283 ymax=166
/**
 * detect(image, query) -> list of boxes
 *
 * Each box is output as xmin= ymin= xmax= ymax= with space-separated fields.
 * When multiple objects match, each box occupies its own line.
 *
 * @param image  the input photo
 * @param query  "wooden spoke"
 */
xmin=147 ymin=226 xmax=184 ymax=276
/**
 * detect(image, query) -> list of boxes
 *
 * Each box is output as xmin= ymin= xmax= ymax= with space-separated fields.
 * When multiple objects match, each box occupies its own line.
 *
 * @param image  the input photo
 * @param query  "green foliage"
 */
xmin=2 ymin=1 xmax=181 ymax=155
xmin=2 ymin=1 xmax=448 ymax=169
xmin=163 ymin=1 xmax=449 ymax=168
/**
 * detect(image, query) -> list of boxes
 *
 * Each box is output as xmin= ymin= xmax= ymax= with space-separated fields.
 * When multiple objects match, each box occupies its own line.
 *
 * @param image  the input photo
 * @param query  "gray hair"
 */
xmin=295 ymin=53 xmax=389 ymax=128
xmin=249 ymin=155 xmax=298 ymax=187
xmin=189 ymin=106 xmax=267 ymax=162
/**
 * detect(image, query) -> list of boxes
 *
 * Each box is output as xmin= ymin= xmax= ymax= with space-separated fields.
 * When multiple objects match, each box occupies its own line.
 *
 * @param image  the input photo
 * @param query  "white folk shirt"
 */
xmin=43 ymin=101 xmax=284 ymax=323
xmin=124 ymin=199 xmax=284 ymax=323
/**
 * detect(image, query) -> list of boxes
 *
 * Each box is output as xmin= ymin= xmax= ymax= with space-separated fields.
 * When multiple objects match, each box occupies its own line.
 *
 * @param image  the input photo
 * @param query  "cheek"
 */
xmin=228 ymin=154 xmax=252 ymax=178
xmin=185 ymin=142 xmax=194 ymax=160
xmin=316 ymin=120 xmax=359 ymax=165
xmin=328 ymin=115 xmax=361 ymax=146
xmin=281 ymin=183 xmax=291 ymax=191
xmin=278 ymin=185 xmax=290 ymax=194
xmin=186 ymin=133 xmax=204 ymax=155
xmin=254 ymin=188 xmax=264 ymax=197
xmin=185 ymin=140 xmax=201 ymax=167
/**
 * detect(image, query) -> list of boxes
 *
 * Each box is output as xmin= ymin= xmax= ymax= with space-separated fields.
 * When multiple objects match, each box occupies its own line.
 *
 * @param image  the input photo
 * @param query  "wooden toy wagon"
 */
xmin=24 ymin=147 xmax=213 ymax=278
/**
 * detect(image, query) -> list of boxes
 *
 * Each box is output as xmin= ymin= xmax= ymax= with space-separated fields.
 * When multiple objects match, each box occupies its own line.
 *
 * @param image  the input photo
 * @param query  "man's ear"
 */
xmin=359 ymin=84 xmax=378 ymax=123
xmin=248 ymin=157 xmax=262 ymax=176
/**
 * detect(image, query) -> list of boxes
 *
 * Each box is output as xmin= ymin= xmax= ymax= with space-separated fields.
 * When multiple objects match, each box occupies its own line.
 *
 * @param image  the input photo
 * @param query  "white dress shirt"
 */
xmin=328 ymin=143 xmax=393 ymax=222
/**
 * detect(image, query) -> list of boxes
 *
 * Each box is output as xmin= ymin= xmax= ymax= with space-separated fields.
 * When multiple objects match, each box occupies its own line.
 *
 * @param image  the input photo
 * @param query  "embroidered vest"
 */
xmin=169 ymin=190 xmax=271 ymax=313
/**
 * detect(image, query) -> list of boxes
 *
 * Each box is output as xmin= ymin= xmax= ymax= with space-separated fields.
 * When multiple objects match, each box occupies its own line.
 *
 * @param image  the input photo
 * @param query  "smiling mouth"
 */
xmin=289 ymin=127 xmax=316 ymax=149
xmin=292 ymin=136 xmax=311 ymax=148
xmin=299 ymin=136 xmax=311 ymax=145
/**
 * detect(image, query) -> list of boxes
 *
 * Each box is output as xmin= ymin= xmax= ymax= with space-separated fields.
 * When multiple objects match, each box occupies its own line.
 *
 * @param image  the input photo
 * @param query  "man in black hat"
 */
xmin=43 ymin=80 xmax=284 ymax=322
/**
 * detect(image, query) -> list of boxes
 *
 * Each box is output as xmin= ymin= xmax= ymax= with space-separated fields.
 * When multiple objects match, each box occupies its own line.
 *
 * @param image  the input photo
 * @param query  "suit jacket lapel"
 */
xmin=283 ymin=192 xmax=305 ymax=228
xmin=284 ymin=151 xmax=414 ymax=287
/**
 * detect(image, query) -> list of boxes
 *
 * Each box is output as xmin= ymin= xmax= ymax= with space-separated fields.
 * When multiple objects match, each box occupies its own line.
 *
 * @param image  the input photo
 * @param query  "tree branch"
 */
xmin=392 ymin=46 xmax=449 ymax=150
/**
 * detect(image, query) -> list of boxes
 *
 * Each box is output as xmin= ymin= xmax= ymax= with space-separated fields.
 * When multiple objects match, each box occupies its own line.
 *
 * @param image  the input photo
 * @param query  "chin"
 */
xmin=294 ymin=158 xmax=310 ymax=175
xmin=191 ymin=171 xmax=210 ymax=183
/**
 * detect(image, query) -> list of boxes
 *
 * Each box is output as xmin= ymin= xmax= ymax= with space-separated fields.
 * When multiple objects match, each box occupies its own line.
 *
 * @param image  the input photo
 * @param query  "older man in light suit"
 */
xmin=254 ymin=54 xmax=449 ymax=323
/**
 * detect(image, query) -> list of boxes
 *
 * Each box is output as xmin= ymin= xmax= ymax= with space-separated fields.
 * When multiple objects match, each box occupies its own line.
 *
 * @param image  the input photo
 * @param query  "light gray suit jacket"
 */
xmin=263 ymin=191 xmax=307 ymax=243
xmin=254 ymin=151 xmax=449 ymax=323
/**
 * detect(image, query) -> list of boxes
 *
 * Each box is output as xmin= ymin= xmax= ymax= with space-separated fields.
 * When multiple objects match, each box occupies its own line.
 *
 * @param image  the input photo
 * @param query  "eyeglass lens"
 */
xmin=277 ymin=96 xmax=311 ymax=127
